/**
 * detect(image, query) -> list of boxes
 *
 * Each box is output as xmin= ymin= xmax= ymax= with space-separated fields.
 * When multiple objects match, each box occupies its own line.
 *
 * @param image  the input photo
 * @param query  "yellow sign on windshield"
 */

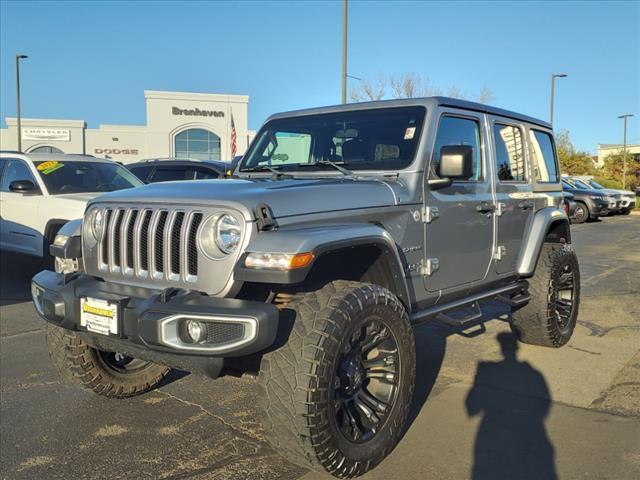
xmin=36 ymin=160 xmax=64 ymax=175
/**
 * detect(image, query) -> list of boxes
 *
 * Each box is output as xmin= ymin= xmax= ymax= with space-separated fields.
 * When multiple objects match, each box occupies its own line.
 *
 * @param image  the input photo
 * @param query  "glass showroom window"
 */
xmin=29 ymin=145 xmax=63 ymax=154
xmin=175 ymin=129 xmax=221 ymax=160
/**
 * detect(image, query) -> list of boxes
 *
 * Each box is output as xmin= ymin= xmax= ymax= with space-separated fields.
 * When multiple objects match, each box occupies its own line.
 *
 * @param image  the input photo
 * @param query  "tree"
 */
xmin=601 ymin=150 xmax=640 ymax=191
xmin=349 ymin=73 xmax=494 ymax=104
xmin=555 ymin=130 xmax=596 ymax=176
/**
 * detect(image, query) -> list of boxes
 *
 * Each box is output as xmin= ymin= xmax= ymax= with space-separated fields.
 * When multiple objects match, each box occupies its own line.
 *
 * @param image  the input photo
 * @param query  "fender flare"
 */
xmin=234 ymin=223 xmax=410 ymax=307
xmin=517 ymin=207 xmax=570 ymax=277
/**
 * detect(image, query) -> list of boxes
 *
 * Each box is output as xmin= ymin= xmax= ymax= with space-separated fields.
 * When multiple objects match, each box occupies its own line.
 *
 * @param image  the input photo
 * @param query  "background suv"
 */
xmin=570 ymin=176 xmax=636 ymax=214
xmin=561 ymin=178 xmax=613 ymax=223
xmin=126 ymin=158 xmax=228 ymax=183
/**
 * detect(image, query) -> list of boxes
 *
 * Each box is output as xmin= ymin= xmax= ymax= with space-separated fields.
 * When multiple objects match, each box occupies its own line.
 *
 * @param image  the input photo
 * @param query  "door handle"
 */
xmin=518 ymin=201 xmax=534 ymax=210
xmin=475 ymin=202 xmax=495 ymax=213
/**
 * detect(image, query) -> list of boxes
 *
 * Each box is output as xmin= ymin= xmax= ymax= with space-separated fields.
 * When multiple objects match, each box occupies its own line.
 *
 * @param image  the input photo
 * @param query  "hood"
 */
xmin=52 ymin=192 xmax=101 ymax=203
xmin=563 ymin=186 xmax=608 ymax=196
xmin=88 ymin=178 xmax=399 ymax=219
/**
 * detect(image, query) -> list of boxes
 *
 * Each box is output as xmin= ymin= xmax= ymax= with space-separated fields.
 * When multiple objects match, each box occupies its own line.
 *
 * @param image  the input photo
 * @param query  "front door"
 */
xmin=489 ymin=117 xmax=534 ymax=274
xmin=423 ymin=110 xmax=494 ymax=292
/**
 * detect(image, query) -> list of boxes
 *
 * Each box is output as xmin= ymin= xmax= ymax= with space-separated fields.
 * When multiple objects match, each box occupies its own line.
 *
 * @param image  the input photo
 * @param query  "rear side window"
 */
xmin=493 ymin=124 xmax=525 ymax=182
xmin=1 ymin=159 xmax=37 ymax=191
xmin=148 ymin=167 xmax=188 ymax=183
xmin=128 ymin=165 xmax=154 ymax=182
xmin=194 ymin=167 xmax=219 ymax=179
xmin=529 ymin=130 xmax=558 ymax=183
xmin=431 ymin=116 xmax=483 ymax=181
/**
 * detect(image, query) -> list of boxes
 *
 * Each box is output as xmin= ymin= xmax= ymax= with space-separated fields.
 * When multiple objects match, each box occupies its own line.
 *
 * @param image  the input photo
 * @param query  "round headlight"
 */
xmin=89 ymin=209 xmax=104 ymax=240
xmin=214 ymin=214 xmax=241 ymax=254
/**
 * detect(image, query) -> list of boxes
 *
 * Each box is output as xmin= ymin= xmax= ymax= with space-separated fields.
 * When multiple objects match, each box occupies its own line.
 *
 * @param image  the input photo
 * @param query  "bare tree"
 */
xmin=349 ymin=73 xmax=494 ymax=104
xmin=349 ymin=76 xmax=386 ymax=102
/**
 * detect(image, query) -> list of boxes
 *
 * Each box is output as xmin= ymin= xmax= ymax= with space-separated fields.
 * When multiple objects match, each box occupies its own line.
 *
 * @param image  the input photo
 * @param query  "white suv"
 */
xmin=0 ymin=152 xmax=142 ymax=258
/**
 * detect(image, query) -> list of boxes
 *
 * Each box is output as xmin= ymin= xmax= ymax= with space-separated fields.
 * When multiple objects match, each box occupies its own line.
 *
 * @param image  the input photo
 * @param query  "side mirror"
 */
xmin=9 ymin=180 xmax=39 ymax=194
xmin=428 ymin=145 xmax=474 ymax=190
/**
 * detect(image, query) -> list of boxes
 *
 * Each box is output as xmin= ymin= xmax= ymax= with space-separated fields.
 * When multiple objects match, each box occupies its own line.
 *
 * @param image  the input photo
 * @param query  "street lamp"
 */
xmin=618 ymin=113 xmax=634 ymax=190
xmin=550 ymin=73 xmax=567 ymax=128
xmin=16 ymin=54 xmax=28 ymax=152
xmin=341 ymin=0 xmax=348 ymax=104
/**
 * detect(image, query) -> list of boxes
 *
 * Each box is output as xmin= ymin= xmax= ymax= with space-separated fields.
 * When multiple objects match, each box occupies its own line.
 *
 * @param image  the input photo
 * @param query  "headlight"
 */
xmin=214 ymin=214 xmax=241 ymax=254
xmin=589 ymin=195 xmax=603 ymax=200
xmin=87 ymin=209 xmax=104 ymax=240
xmin=53 ymin=234 xmax=69 ymax=246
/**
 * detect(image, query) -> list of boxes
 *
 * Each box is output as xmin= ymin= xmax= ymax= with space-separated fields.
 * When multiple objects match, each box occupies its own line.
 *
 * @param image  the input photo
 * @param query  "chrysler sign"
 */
xmin=22 ymin=128 xmax=70 ymax=142
xmin=172 ymin=107 xmax=225 ymax=118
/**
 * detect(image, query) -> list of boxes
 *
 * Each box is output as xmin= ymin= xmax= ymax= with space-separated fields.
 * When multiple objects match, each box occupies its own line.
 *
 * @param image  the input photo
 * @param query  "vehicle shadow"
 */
xmin=0 ymin=250 xmax=45 ymax=306
xmin=465 ymin=332 xmax=557 ymax=480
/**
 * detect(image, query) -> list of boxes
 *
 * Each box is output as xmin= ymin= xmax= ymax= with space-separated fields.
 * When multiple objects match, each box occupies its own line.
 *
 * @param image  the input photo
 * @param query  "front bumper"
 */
xmin=31 ymin=271 xmax=279 ymax=377
xmin=589 ymin=199 xmax=609 ymax=216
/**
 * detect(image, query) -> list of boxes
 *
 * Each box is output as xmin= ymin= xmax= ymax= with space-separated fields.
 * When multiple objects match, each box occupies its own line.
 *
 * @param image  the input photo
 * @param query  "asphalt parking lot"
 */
xmin=1 ymin=216 xmax=639 ymax=480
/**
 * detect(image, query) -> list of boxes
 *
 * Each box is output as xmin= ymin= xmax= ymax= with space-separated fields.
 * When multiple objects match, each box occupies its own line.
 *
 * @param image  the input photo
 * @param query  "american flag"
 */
xmin=230 ymin=110 xmax=237 ymax=158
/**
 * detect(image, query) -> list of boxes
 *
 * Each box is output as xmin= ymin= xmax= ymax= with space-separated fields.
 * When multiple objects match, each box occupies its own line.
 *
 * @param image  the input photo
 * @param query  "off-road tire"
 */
xmin=259 ymin=281 xmax=416 ymax=478
xmin=511 ymin=243 xmax=580 ymax=347
xmin=46 ymin=324 xmax=170 ymax=398
xmin=572 ymin=202 xmax=589 ymax=224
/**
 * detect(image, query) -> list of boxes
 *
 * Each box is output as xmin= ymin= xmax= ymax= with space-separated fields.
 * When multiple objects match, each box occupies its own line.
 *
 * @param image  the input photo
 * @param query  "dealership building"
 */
xmin=0 ymin=90 xmax=254 ymax=163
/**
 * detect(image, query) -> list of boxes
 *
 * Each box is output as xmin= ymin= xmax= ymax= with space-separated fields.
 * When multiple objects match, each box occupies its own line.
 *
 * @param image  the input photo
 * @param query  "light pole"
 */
xmin=341 ymin=0 xmax=348 ymax=104
xmin=618 ymin=113 xmax=634 ymax=190
xmin=16 ymin=54 xmax=28 ymax=152
xmin=549 ymin=73 xmax=567 ymax=128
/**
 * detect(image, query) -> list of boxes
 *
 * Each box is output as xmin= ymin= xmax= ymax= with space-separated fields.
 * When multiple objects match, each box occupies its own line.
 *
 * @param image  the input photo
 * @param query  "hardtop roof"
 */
xmin=267 ymin=96 xmax=551 ymax=130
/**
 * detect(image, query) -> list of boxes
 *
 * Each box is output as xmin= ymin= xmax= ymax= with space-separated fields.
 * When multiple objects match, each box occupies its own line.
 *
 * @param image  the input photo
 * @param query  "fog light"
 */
xmin=32 ymin=283 xmax=45 ymax=314
xmin=185 ymin=320 xmax=206 ymax=344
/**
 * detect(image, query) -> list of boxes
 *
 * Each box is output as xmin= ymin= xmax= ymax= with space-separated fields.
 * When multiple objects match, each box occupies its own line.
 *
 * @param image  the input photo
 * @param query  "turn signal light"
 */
xmin=244 ymin=252 xmax=314 ymax=270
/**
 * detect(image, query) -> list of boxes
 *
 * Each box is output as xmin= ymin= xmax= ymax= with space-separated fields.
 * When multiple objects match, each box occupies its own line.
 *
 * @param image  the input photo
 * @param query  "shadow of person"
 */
xmin=466 ymin=332 xmax=557 ymax=480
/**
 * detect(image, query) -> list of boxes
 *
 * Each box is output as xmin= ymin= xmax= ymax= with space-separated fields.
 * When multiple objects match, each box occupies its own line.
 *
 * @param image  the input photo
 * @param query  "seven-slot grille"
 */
xmin=96 ymin=207 xmax=203 ymax=283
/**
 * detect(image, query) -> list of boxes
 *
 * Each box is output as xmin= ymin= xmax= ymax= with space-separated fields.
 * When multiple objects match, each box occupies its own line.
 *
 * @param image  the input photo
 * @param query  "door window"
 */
xmin=1 ymin=159 xmax=37 ymax=192
xmin=529 ymin=130 xmax=558 ymax=183
xmin=128 ymin=165 xmax=154 ymax=182
xmin=493 ymin=124 xmax=526 ymax=182
xmin=148 ymin=167 xmax=188 ymax=182
xmin=431 ymin=116 xmax=482 ymax=181
xmin=194 ymin=167 xmax=220 ymax=179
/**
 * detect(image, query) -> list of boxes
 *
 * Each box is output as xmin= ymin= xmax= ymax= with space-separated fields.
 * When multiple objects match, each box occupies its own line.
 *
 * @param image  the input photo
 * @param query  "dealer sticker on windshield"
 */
xmin=80 ymin=297 xmax=119 ymax=335
xmin=36 ymin=160 xmax=64 ymax=175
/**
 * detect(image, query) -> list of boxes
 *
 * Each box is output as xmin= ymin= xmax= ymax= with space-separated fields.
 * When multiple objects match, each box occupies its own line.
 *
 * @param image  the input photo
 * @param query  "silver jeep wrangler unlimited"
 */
xmin=33 ymin=97 xmax=579 ymax=478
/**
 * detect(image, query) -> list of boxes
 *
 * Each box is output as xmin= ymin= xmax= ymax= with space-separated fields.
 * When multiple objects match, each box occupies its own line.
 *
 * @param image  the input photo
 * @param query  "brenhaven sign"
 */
xmin=172 ymin=107 xmax=225 ymax=118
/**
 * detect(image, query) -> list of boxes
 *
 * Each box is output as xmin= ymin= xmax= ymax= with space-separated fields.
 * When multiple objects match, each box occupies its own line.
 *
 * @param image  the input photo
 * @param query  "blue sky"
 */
xmin=1 ymin=1 xmax=638 ymax=153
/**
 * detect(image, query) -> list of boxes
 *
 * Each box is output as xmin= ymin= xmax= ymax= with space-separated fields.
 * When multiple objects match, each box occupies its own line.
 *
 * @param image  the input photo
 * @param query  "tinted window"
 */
xmin=194 ymin=167 xmax=219 ymax=179
xmin=33 ymin=161 xmax=142 ymax=194
xmin=493 ymin=124 xmax=525 ymax=181
xmin=128 ymin=165 xmax=154 ymax=182
xmin=431 ymin=116 xmax=482 ymax=181
xmin=1 ymin=159 xmax=37 ymax=192
xmin=149 ymin=167 xmax=188 ymax=182
xmin=529 ymin=130 xmax=558 ymax=183
xmin=241 ymin=107 xmax=425 ymax=171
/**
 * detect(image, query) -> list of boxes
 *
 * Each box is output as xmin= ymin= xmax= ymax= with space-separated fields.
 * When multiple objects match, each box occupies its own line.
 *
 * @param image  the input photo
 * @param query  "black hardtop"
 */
xmin=267 ymin=96 xmax=551 ymax=130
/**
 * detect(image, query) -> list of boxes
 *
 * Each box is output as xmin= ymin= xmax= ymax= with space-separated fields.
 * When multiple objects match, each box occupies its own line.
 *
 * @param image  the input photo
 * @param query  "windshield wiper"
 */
xmin=241 ymin=165 xmax=293 ymax=179
xmin=313 ymin=160 xmax=355 ymax=177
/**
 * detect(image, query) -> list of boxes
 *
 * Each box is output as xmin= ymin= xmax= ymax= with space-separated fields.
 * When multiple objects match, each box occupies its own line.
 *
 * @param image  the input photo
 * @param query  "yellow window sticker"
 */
xmin=37 ymin=161 xmax=64 ymax=174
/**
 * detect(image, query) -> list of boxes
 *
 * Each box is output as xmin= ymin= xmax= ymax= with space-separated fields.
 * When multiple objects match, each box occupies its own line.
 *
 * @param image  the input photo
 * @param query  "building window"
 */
xmin=29 ymin=145 xmax=63 ymax=154
xmin=175 ymin=129 xmax=221 ymax=160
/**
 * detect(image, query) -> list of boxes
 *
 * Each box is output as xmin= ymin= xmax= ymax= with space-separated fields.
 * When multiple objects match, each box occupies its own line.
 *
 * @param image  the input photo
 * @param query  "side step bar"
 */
xmin=410 ymin=281 xmax=529 ymax=326
xmin=436 ymin=301 xmax=483 ymax=328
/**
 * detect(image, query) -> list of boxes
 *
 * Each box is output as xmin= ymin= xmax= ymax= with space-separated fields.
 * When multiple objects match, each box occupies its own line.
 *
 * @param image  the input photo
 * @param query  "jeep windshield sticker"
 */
xmin=36 ymin=161 xmax=65 ymax=175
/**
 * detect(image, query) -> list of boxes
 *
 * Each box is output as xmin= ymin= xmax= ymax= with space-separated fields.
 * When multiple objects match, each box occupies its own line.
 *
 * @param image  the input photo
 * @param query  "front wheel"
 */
xmin=572 ymin=202 xmax=589 ymax=224
xmin=47 ymin=324 xmax=170 ymax=398
xmin=259 ymin=281 xmax=416 ymax=478
xmin=511 ymin=243 xmax=580 ymax=347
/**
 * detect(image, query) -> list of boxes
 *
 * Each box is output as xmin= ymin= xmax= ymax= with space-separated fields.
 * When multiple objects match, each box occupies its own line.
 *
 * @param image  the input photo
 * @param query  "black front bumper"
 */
xmin=31 ymin=271 xmax=279 ymax=377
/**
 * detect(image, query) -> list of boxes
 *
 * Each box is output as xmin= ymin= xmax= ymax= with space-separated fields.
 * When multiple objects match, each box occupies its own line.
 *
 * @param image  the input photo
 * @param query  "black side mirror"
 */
xmin=9 ymin=180 xmax=39 ymax=194
xmin=428 ymin=145 xmax=474 ymax=190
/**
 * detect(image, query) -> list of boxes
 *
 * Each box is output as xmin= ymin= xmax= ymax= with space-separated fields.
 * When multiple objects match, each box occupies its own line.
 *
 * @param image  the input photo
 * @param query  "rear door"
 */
xmin=423 ymin=110 xmax=494 ymax=292
xmin=489 ymin=117 xmax=534 ymax=274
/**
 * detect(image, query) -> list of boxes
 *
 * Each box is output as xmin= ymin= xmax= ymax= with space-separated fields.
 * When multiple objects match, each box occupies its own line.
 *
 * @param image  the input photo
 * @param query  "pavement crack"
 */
xmin=156 ymin=389 xmax=265 ymax=448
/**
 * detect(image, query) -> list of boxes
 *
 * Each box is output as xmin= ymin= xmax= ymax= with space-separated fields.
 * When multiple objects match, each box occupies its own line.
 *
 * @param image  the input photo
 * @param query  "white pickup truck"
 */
xmin=0 ymin=152 xmax=142 ymax=259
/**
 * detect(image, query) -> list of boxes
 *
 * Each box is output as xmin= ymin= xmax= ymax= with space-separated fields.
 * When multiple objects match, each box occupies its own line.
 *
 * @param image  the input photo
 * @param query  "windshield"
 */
xmin=570 ymin=179 xmax=592 ymax=190
xmin=34 ymin=160 xmax=143 ymax=194
xmin=587 ymin=179 xmax=605 ymax=190
xmin=240 ymin=107 xmax=426 ymax=172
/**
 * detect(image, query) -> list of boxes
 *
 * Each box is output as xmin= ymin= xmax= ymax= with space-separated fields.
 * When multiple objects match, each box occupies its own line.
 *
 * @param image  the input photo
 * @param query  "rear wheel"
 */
xmin=259 ymin=281 xmax=416 ymax=478
xmin=572 ymin=202 xmax=589 ymax=224
xmin=511 ymin=244 xmax=580 ymax=347
xmin=47 ymin=324 xmax=170 ymax=398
